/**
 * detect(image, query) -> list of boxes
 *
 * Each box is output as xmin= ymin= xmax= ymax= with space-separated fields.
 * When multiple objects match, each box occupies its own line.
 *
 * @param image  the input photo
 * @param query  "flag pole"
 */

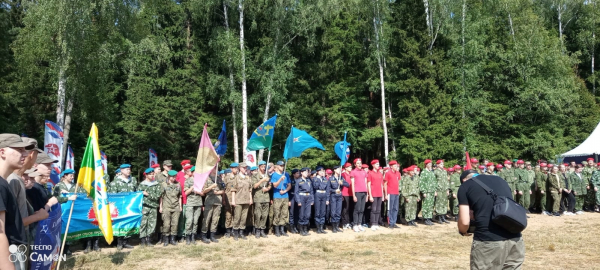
xmin=57 ymin=184 xmax=79 ymax=270
xmin=265 ymin=150 xmax=271 ymax=172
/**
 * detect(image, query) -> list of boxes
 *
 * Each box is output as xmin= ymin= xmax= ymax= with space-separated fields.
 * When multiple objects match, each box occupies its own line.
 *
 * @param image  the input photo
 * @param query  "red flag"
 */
xmin=465 ymin=151 xmax=472 ymax=170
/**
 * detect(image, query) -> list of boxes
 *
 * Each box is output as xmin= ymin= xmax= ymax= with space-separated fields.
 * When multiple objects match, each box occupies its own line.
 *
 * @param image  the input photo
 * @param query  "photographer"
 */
xmin=457 ymin=170 xmax=525 ymax=270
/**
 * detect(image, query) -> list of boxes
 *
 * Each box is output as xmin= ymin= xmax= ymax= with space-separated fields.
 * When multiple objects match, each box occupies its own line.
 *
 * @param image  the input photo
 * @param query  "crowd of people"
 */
xmin=1 ymin=132 xmax=600 ymax=270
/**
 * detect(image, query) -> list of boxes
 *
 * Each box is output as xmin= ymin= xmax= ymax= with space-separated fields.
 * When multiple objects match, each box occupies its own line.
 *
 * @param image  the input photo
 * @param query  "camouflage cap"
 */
xmin=0 ymin=134 xmax=35 ymax=150
xmin=163 ymin=160 xmax=173 ymax=166
xmin=21 ymin=137 xmax=43 ymax=153
xmin=582 ymin=160 xmax=588 ymax=165
xmin=36 ymin=152 xmax=58 ymax=164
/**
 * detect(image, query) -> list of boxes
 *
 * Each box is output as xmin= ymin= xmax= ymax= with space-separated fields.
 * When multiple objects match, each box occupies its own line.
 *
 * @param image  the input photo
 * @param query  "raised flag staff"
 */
xmin=248 ymin=115 xmax=277 ymax=171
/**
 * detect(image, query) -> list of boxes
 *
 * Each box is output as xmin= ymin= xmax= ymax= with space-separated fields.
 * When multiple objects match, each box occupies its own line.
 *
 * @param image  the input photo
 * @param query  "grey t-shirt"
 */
xmin=8 ymin=173 xmax=29 ymax=229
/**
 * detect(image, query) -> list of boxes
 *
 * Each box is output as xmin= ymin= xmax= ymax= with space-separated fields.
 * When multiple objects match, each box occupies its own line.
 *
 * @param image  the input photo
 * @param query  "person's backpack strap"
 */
xmin=471 ymin=177 xmax=498 ymax=199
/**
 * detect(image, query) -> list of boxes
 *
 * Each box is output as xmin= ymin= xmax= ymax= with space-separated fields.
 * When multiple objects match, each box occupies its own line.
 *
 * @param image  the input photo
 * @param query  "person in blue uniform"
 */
xmin=313 ymin=167 xmax=330 ymax=234
xmin=295 ymin=168 xmax=314 ymax=236
xmin=288 ymin=168 xmax=300 ymax=234
xmin=328 ymin=166 xmax=349 ymax=233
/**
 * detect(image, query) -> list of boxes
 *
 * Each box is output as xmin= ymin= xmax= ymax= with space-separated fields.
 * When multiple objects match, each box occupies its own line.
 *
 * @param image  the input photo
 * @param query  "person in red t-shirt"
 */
xmin=341 ymin=163 xmax=353 ymax=230
xmin=384 ymin=160 xmax=401 ymax=228
xmin=350 ymin=158 xmax=368 ymax=232
xmin=368 ymin=160 xmax=384 ymax=230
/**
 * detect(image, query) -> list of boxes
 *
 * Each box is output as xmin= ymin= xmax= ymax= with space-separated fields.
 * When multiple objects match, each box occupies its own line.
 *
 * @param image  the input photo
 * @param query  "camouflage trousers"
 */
xmin=201 ymin=204 xmax=221 ymax=233
xmin=224 ymin=204 xmax=234 ymax=228
xmin=185 ymin=205 xmax=202 ymax=235
xmin=575 ymin=195 xmax=586 ymax=212
xmin=586 ymin=188 xmax=600 ymax=206
xmin=529 ymin=184 xmax=537 ymax=210
xmin=273 ymin=198 xmax=289 ymax=226
xmin=550 ymin=192 xmax=561 ymax=213
xmin=421 ymin=193 xmax=435 ymax=219
xmin=404 ymin=196 xmax=418 ymax=222
xmin=448 ymin=194 xmax=459 ymax=216
xmin=268 ymin=201 xmax=275 ymax=232
xmin=140 ymin=206 xmax=158 ymax=238
xmin=534 ymin=190 xmax=546 ymax=212
xmin=516 ymin=189 xmax=531 ymax=209
xmin=434 ymin=191 xmax=448 ymax=215
xmin=253 ymin=202 xmax=269 ymax=229
xmin=233 ymin=204 xmax=250 ymax=230
xmin=161 ymin=209 xmax=181 ymax=236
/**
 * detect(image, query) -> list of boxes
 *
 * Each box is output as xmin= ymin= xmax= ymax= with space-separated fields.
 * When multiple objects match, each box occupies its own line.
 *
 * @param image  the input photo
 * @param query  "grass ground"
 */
xmin=62 ymin=213 xmax=600 ymax=269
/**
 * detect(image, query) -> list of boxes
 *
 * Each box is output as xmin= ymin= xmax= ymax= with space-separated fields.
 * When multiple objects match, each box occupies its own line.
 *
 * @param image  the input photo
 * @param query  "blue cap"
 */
xmin=300 ymin=167 xmax=309 ymax=172
xmin=258 ymin=161 xmax=267 ymax=166
xmin=251 ymin=166 xmax=258 ymax=171
xmin=120 ymin=164 xmax=131 ymax=169
xmin=230 ymin=163 xmax=239 ymax=168
xmin=276 ymin=161 xmax=285 ymax=166
xmin=115 ymin=168 xmax=121 ymax=174
xmin=168 ymin=170 xmax=178 ymax=177
xmin=316 ymin=166 xmax=324 ymax=172
xmin=291 ymin=169 xmax=299 ymax=174
xmin=224 ymin=168 xmax=232 ymax=173
xmin=144 ymin=168 xmax=153 ymax=174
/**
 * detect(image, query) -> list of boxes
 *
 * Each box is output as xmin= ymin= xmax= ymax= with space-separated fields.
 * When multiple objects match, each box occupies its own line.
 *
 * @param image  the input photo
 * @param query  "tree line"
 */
xmin=1 ymin=0 xmax=599 ymax=178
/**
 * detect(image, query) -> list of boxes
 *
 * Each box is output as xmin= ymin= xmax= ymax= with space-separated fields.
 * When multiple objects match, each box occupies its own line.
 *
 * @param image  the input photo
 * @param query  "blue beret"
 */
xmin=218 ymin=170 xmax=224 ymax=175
xmin=144 ymin=168 xmax=153 ymax=174
xmin=251 ymin=166 xmax=258 ymax=171
xmin=191 ymin=166 xmax=196 ymax=172
xmin=224 ymin=168 xmax=232 ymax=173
xmin=258 ymin=161 xmax=267 ymax=166
xmin=168 ymin=170 xmax=178 ymax=177
xmin=230 ymin=163 xmax=239 ymax=168
xmin=316 ymin=166 xmax=324 ymax=172
xmin=120 ymin=164 xmax=131 ymax=169
xmin=276 ymin=161 xmax=285 ymax=166
xmin=62 ymin=169 xmax=75 ymax=175
xmin=115 ymin=168 xmax=121 ymax=174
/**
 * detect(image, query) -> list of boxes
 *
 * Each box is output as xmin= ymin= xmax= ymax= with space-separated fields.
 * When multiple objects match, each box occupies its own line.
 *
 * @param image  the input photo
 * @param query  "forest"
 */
xmin=1 ymin=0 xmax=599 ymax=176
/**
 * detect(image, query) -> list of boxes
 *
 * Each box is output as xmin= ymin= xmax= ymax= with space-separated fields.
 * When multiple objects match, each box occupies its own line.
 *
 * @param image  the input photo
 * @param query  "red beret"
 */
xmin=547 ymin=164 xmax=554 ymax=168
xmin=361 ymin=164 xmax=369 ymax=168
xmin=496 ymin=164 xmax=503 ymax=168
xmin=540 ymin=163 xmax=547 ymax=167
xmin=478 ymin=165 xmax=485 ymax=169
xmin=354 ymin=158 xmax=362 ymax=164
xmin=343 ymin=163 xmax=352 ymax=168
xmin=388 ymin=160 xmax=398 ymax=166
xmin=597 ymin=162 xmax=600 ymax=166
xmin=504 ymin=160 xmax=512 ymax=164
xmin=371 ymin=159 xmax=379 ymax=165
xmin=417 ymin=167 xmax=421 ymax=172
xmin=402 ymin=168 xmax=407 ymax=173
xmin=587 ymin=157 xmax=594 ymax=161
xmin=424 ymin=159 xmax=432 ymax=164
xmin=563 ymin=163 xmax=568 ymax=166
xmin=471 ymin=158 xmax=478 ymax=163
xmin=183 ymin=164 xmax=193 ymax=170
xmin=383 ymin=167 xmax=390 ymax=171
xmin=517 ymin=160 xmax=524 ymax=164
xmin=453 ymin=165 xmax=461 ymax=169
xmin=181 ymin=160 xmax=191 ymax=166
xmin=326 ymin=169 xmax=333 ymax=174
xmin=151 ymin=164 xmax=160 ymax=168
xmin=436 ymin=159 xmax=444 ymax=164
xmin=448 ymin=168 xmax=455 ymax=172
xmin=486 ymin=162 xmax=494 ymax=167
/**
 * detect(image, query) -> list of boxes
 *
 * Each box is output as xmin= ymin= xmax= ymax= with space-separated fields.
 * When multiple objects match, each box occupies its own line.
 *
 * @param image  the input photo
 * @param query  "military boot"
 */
xmin=225 ymin=228 xmax=231 ymax=238
xmin=122 ymin=239 xmax=134 ymax=249
xmin=186 ymin=234 xmax=191 ymax=245
xmin=239 ymin=229 xmax=247 ymax=240
xmin=280 ymin=225 xmax=289 ymax=237
xmin=442 ymin=215 xmax=450 ymax=224
xmin=84 ymin=239 xmax=92 ymax=253
xmin=209 ymin=232 xmax=219 ymax=243
xmin=274 ymin=226 xmax=281 ymax=237
xmin=145 ymin=236 xmax=153 ymax=247
xmin=191 ymin=233 xmax=197 ymax=245
xmin=158 ymin=233 xmax=163 ymax=244
xmin=255 ymin=229 xmax=261 ymax=239
xmin=260 ymin=229 xmax=268 ymax=238
xmin=201 ymin=233 xmax=210 ymax=244
xmin=163 ymin=235 xmax=169 ymax=247
xmin=233 ymin=229 xmax=239 ymax=241
xmin=139 ymin=237 xmax=147 ymax=248
xmin=291 ymin=225 xmax=299 ymax=234
xmin=436 ymin=215 xmax=444 ymax=224
xmin=332 ymin=222 xmax=338 ymax=233
xmin=169 ymin=235 xmax=177 ymax=246
xmin=116 ymin=238 xmax=123 ymax=251
xmin=93 ymin=238 xmax=102 ymax=251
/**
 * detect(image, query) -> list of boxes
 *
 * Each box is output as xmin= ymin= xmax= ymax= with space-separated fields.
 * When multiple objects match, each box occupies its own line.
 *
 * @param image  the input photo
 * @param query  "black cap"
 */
xmin=460 ymin=170 xmax=478 ymax=182
xmin=333 ymin=165 xmax=340 ymax=170
xmin=292 ymin=169 xmax=299 ymax=174
xmin=300 ymin=167 xmax=309 ymax=172
xmin=316 ymin=166 xmax=324 ymax=172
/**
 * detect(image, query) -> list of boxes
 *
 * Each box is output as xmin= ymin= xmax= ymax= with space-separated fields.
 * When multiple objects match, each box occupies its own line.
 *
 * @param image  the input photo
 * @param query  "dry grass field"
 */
xmin=62 ymin=213 xmax=600 ymax=269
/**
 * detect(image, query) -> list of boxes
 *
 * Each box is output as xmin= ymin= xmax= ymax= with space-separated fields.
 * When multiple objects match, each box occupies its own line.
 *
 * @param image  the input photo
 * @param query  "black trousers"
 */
xmin=370 ymin=197 xmax=382 ymax=226
xmin=342 ymin=196 xmax=354 ymax=226
xmin=353 ymin=192 xmax=367 ymax=226
xmin=561 ymin=191 xmax=576 ymax=212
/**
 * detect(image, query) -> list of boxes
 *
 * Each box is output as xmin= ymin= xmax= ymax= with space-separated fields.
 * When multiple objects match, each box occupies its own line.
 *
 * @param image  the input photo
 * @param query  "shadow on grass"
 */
xmin=62 ymin=251 xmax=131 ymax=269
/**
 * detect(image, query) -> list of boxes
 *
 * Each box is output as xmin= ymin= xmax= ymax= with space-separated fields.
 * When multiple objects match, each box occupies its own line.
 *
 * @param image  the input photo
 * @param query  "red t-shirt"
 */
xmin=176 ymin=171 xmax=187 ymax=204
xmin=384 ymin=170 xmax=401 ymax=195
xmin=367 ymin=170 xmax=384 ymax=197
xmin=341 ymin=172 xmax=352 ymax=196
xmin=350 ymin=168 xmax=368 ymax=193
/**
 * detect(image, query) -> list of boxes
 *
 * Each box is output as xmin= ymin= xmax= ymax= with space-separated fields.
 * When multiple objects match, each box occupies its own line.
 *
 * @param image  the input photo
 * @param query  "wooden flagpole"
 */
xmin=56 ymin=184 xmax=79 ymax=270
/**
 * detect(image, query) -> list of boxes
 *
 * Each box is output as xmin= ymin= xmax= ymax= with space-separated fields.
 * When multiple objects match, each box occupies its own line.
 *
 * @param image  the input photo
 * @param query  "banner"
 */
xmin=335 ymin=132 xmax=351 ymax=166
xmin=44 ymin=120 xmax=64 ymax=184
xmin=194 ymin=124 xmax=219 ymax=192
xmin=101 ymin=151 xmax=108 ymax=175
xmin=31 ymin=204 xmax=63 ymax=270
xmin=245 ymin=151 xmax=257 ymax=167
xmin=214 ymin=120 xmax=227 ymax=156
xmin=247 ymin=115 xmax=277 ymax=151
xmin=60 ymin=192 xmax=143 ymax=242
xmin=65 ymin=145 xmax=74 ymax=170
xmin=283 ymin=126 xmax=326 ymax=160
xmin=149 ymin=148 xmax=158 ymax=168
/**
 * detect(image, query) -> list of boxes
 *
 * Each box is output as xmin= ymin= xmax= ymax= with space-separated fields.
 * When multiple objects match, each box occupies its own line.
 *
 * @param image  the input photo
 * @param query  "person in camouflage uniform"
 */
xmin=232 ymin=164 xmax=253 ymax=241
xmin=590 ymin=165 xmax=600 ymax=212
xmin=108 ymin=164 xmax=137 ymax=250
xmin=534 ymin=163 xmax=549 ymax=215
xmin=223 ymin=163 xmax=239 ymax=238
xmin=582 ymin=159 xmax=596 ymax=211
xmin=183 ymin=165 xmax=202 ymax=245
xmin=485 ymin=163 xmax=496 ymax=175
xmin=514 ymin=160 xmax=528 ymax=207
xmin=252 ymin=161 xmax=271 ymax=238
xmin=448 ymin=165 xmax=462 ymax=221
xmin=154 ymin=160 xmax=170 ymax=244
xmin=433 ymin=160 xmax=449 ymax=224
xmin=524 ymin=162 xmax=536 ymax=212
xmin=52 ymin=169 xmax=78 ymax=255
xmin=502 ymin=160 xmax=518 ymax=200
xmin=201 ymin=169 xmax=223 ymax=243
xmin=138 ymin=168 xmax=162 ymax=247
xmin=419 ymin=160 xmax=436 ymax=226
xmin=160 ymin=170 xmax=182 ymax=246
xmin=547 ymin=166 xmax=563 ymax=216
xmin=402 ymin=166 xmax=420 ymax=226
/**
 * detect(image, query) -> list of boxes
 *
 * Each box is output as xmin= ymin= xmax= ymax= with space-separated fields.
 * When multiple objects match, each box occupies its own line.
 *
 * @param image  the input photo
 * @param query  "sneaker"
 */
xmin=353 ymin=226 xmax=360 ymax=232
xmin=576 ymin=211 xmax=584 ymax=215
xmin=358 ymin=225 xmax=365 ymax=232
xmin=371 ymin=226 xmax=377 ymax=231
xmin=542 ymin=211 xmax=551 ymax=216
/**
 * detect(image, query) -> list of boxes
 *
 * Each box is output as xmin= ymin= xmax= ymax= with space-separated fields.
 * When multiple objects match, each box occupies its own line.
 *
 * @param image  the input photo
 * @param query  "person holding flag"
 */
xmin=52 ymin=169 xmax=77 ymax=255
xmin=201 ymin=169 xmax=223 ymax=243
xmin=108 ymin=164 xmax=137 ymax=250
xmin=138 ymin=168 xmax=162 ymax=247
xmin=270 ymin=161 xmax=290 ymax=237
xmin=252 ymin=161 xmax=271 ymax=238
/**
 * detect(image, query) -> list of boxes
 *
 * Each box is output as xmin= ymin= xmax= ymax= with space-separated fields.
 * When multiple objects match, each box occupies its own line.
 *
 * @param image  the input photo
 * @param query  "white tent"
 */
xmin=561 ymin=121 xmax=600 ymax=157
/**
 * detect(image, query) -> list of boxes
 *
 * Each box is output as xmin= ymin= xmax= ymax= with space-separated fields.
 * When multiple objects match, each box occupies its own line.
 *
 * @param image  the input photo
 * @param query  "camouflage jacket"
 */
xmin=52 ymin=181 xmax=78 ymax=204
xmin=138 ymin=180 xmax=162 ymax=208
xmin=583 ymin=166 xmax=595 ymax=184
xmin=155 ymin=171 xmax=169 ymax=185
xmin=252 ymin=171 xmax=271 ymax=203
xmin=448 ymin=173 xmax=461 ymax=195
xmin=108 ymin=176 xmax=137 ymax=193
xmin=547 ymin=173 xmax=563 ymax=193
xmin=184 ymin=177 xmax=203 ymax=207
xmin=419 ymin=169 xmax=436 ymax=194
xmin=591 ymin=170 xmax=600 ymax=187
xmin=534 ymin=171 xmax=547 ymax=191
xmin=569 ymin=172 xmax=587 ymax=196
xmin=434 ymin=168 xmax=449 ymax=193
xmin=402 ymin=175 xmax=420 ymax=198
xmin=203 ymin=175 xmax=222 ymax=206
xmin=502 ymin=168 xmax=518 ymax=184
xmin=161 ymin=181 xmax=181 ymax=211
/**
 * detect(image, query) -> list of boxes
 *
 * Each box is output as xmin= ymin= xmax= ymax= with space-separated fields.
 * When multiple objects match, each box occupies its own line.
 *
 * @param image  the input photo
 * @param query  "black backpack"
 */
xmin=472 ymin=177 xmax=528 ymax=234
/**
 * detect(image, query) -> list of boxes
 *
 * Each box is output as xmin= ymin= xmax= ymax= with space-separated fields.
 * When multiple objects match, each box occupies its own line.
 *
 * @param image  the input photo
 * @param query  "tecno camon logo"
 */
xmin=8 ymin=244 xmax=27 ymax=263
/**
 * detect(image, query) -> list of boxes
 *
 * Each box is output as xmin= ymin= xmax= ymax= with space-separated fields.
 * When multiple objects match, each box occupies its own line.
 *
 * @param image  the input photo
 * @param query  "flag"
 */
xmin=246 ymin=151 xmax=257 ymax=167
xmin=65 ymin=145 xmax=74 ymax=170
xmin=77 ymin=123 xmax=113 ymax=244
xmin=283 ymin=126 xmax=326 ymax=160
xmin=194 ymin=124 xmax=220 ymax=191
xmin=32 ymin=204 xmax=63 ymax=270
xmin=334 ymin=132 xmax=351 ymax=166
xmin=149 ymin=148 xmax=158 ymax=167
xmin=214 ymin=120 xmax=227 ymax=156
xmin=465 ymin=151 xmax=472 ymax=170
xmin=247 ymin=115 xmax=277 ymax=151
xmin=101 ymin=151 xmax=108 ymax=175
xmin=44 ymin=120 xmax=64 ymax=184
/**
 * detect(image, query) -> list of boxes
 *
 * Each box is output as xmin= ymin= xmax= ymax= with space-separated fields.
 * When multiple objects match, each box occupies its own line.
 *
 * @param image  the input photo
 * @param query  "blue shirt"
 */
xmin=271 ymin=172 xmax=290 ymax=199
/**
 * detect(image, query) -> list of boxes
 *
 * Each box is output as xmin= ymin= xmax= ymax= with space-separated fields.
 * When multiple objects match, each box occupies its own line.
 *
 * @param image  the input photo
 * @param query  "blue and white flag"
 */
xmin=31 ymin=204 xmax=63 ymax=270
xmin=335 ymin=132 xmax=351 ymax=166
xmin=283 ymin=126 xmax=326 ymax=160
xmin=44 ymin=120 xmax=64 ymax=184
